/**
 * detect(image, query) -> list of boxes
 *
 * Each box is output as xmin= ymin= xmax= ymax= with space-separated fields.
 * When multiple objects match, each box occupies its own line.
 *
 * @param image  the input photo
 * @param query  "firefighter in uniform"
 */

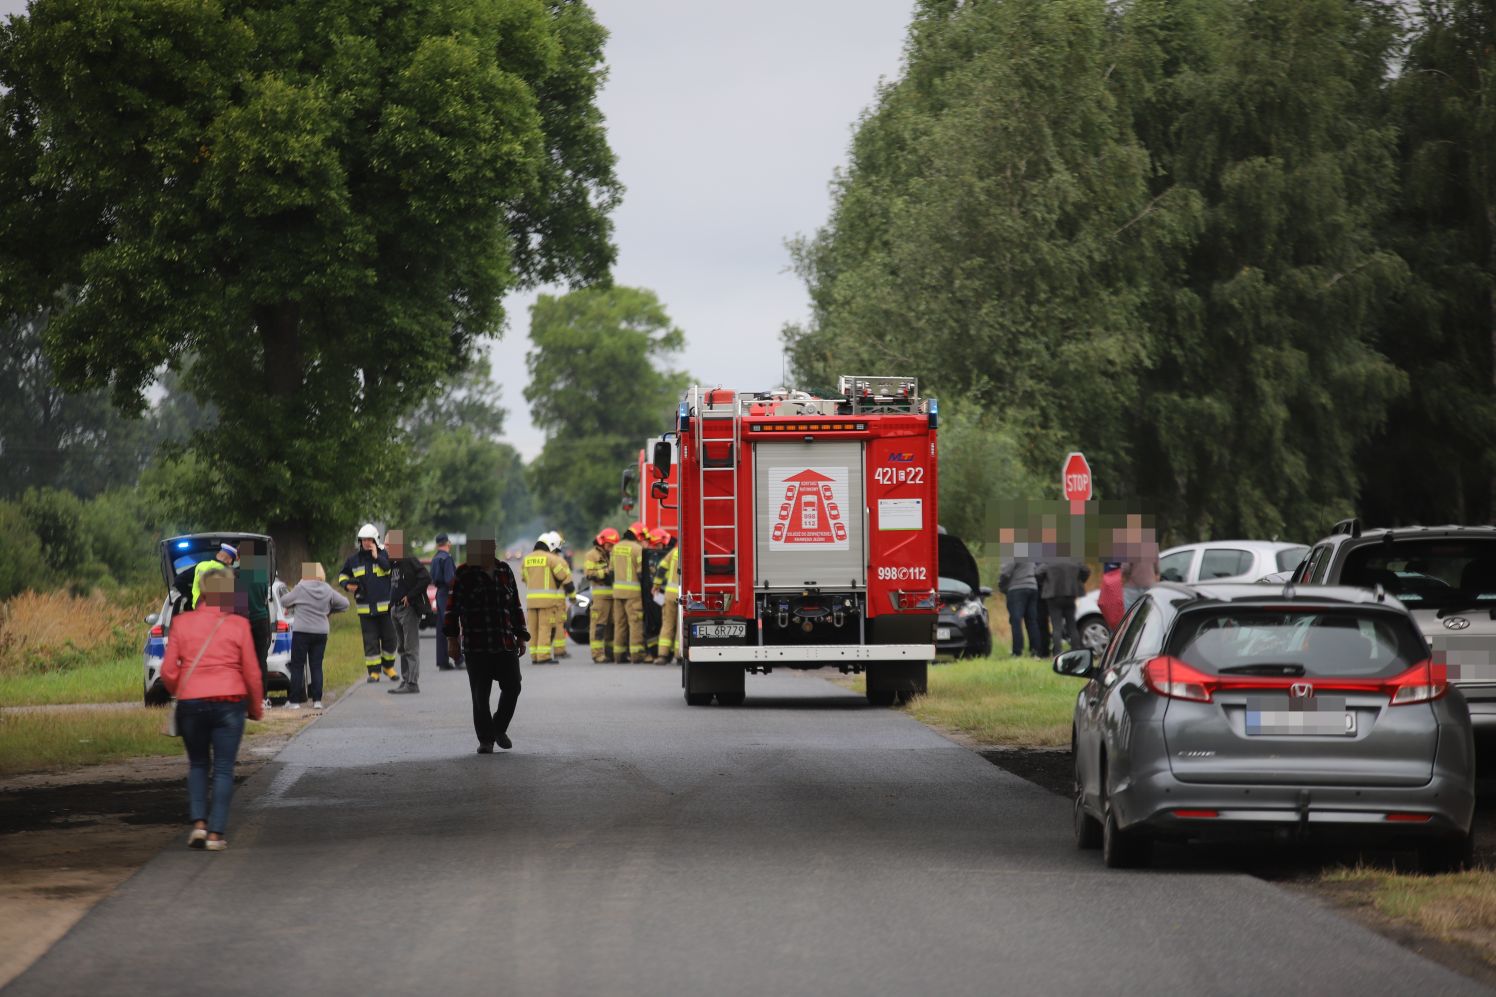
xmin=652 ymin=532 xmax=680 ymax=665
xmin=610 ymin=523 xmax=646 ymax=663
xmin=338 ymin=524 xmax=399 ymax=682
xmin=583 ymin=528 xmax=619 ymax=662
xmin=523 ymin=532 xmax=574 ymax=664
xmin=542 ymin=531 xmax=573 ymax=660
xmin=642 ymin=528 xmax=669 ymax=659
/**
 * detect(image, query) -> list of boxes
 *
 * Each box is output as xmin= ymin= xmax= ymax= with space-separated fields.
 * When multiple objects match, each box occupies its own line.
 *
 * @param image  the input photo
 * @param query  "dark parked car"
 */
xmin=1055 ymin=582 xmax=1476 ymax=871
xmin=935 ymin=529 xmax=991 ymax=658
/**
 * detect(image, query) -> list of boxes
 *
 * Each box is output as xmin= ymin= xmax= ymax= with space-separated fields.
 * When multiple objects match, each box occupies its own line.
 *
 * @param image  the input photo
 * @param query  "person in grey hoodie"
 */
xmin=998 ymin=549 xmax=1045 ymax=658
xmin=280 ymin=562 xmax=350 ymax=709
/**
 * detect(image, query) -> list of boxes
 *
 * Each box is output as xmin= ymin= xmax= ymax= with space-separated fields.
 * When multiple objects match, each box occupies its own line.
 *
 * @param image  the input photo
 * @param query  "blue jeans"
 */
xmin=1006 ymin=588 xmax=1042 ymax=657
xmin=177 ymin=699 xmax=246 ymax=835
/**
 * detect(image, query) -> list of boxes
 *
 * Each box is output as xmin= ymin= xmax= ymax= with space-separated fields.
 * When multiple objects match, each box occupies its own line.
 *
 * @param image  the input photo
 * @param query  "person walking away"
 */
xmin=445 ymin=537 xmax=529 ymax=752
xmin=1040 ymin=555 xmax=1090 ymax=653
xmin=191 ymin=542 xmax=237 ymax=609
xmin=998 ymin=550 xmax=1043 ymax=657
xmin=430 ymin=534 xmax=460 ymax=670
xmin=584 ymin=529 xmax=618 ymax=662
xmin=610 ymin=524 xmax=646 ymax=663
xmin=280 ymin=562 xmax=348 ymax=709
xmin=385 ymin=530 xmax=431 ymax=695
xmin=338 ymin=523 xmax=399 ymax=682
xmin=162 ymin=569 xmax=263 ymax=851
xmin=1098 ymin=561 xmax=1126 ymax=632
xmin=652 ymin=532 xmax=680 ymax=665
xmin=236 ymin=538 xmax=273 ymax=707
xmin=522 ymin=533 xmax=573 ymax=663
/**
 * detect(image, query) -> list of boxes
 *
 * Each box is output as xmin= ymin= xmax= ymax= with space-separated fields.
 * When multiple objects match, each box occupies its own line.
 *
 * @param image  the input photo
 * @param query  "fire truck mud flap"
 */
xmin=682 ymin=658 xmax=745 ymax=706
xmin=865 ymin=660 xmax=927 ymax=707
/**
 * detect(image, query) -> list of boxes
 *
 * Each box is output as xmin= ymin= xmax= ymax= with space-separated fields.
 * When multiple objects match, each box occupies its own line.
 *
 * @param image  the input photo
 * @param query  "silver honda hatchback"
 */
xmin=1054 ymin=583 xmax=1476 ymax=870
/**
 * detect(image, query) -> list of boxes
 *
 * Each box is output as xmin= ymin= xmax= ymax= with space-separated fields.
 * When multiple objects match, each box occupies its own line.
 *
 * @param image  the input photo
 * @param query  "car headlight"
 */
xmin=956 ymin=600 xmax=984 ymax=620
xmin=576 ymin=595 xmax=590 ymax=610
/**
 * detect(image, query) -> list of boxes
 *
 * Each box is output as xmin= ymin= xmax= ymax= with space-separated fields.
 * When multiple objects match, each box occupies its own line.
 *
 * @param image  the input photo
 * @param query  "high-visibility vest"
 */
xmin=583 ymin=546 xmax=613 ymax=599
xmin=654 ymin=547 xmax=680 ymax=598
xmin=611 ymin=539 xmax=643 ymax=594
xmin=191 ymin=559 xmax=230 ymax=608
xmin=524 ymin=551 xmax=571 ymax=607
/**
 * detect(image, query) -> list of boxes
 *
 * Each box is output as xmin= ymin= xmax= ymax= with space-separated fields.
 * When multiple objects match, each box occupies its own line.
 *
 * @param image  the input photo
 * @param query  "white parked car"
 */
xmin=1072 ymin=540 xmax=1310 ymax=654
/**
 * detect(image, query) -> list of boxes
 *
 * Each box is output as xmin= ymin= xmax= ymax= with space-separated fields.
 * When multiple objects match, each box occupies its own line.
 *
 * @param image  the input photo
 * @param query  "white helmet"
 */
xmin=357 ymin=523 xmax=379 ymax=540
xmin=538 ymin=530 xmax=563 ymax=552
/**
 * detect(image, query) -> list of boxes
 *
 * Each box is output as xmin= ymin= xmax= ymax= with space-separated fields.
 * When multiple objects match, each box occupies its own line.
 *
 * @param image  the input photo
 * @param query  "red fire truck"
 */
xmin=654 ymin=375 xmax=939 ymax=706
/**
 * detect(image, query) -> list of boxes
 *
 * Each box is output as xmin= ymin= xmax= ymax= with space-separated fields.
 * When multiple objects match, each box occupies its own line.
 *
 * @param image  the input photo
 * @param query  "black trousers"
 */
xmin=248 ymin=616 xmax=271 ymax=694
xmin=1047 ymin=596 xmax=1078 ymax=653
xmin=466 ymin=650 xmax=521 ymax=745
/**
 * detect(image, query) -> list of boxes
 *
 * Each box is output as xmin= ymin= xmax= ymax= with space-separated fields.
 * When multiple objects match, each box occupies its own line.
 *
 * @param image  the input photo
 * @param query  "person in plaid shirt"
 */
xmin=443 ymin=537 xmax=530 ymax=753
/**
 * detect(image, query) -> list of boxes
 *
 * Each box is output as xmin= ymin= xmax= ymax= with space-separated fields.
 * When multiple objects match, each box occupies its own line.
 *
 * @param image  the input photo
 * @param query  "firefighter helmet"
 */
xmin=538 ymin=530 xmax=563 ymax=552
xmin=596 ymin=527 xmax=620 ymax=547
xmin=628 ymin=520 xmax=646 ymax=538
xmin=357 ymin=523 xmax=378 ymax=540
xmin=648 ymin=528 xmax=668 ymax=547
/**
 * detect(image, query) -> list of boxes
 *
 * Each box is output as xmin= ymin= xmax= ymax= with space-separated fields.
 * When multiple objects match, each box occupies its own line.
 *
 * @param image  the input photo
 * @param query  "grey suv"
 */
xmin=1291 ymin=521 xmax=1496 ymax=735
xmin=1054 ymin=582 xmax=1476 ymax=871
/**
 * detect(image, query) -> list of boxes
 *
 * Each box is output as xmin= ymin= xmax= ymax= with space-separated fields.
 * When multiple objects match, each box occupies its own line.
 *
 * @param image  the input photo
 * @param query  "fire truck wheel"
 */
xmin=685 ymin=691 xmax=713 ymax=706
xmin=716 ymin=691 xmax=745 ymax=706
xmin=865 ymin=689 xmax=897 ymax=707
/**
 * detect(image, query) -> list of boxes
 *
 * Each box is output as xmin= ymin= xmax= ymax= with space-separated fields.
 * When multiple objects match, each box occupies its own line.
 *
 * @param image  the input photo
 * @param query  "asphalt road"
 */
xmin=7 ymin=632 xmax=1488 ymax=996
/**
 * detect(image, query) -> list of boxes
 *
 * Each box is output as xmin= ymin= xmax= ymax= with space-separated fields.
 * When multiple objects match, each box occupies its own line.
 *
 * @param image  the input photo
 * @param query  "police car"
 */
xmin=142 ymin=533 xmax=294 ymax=706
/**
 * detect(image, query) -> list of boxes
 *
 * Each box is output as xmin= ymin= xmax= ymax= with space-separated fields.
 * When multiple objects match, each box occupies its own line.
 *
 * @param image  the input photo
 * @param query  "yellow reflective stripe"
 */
xmin=372 ymin=565 xmax=389 ymax=577
xmin=337 ymin=573 xmax=352 ymax=584
xmin=375 ymin=601 xmax=391 ymax=612
xmin=357 ymin=604 xmax=371 ymax=614
xmin=613 ymin=581 xmax=641 ymax=592
xmin=364 ymin=656 xmax=381 ymax=665
xmin=665 ymin=586 xmax=680 ymax=597
xmin=592 ymin=587 xmax=612 ymax=598
xmin=352 ymin=566 xmax=368 ymax=577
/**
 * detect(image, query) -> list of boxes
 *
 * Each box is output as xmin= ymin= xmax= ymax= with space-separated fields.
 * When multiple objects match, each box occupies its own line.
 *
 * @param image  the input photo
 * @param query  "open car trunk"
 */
xmin=160 ymin=533 xmax=277 ymax=591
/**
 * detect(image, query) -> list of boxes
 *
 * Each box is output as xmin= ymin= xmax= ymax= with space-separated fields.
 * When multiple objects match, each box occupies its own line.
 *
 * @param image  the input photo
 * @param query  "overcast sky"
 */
xmin=1 ymin=0 xmax=918 ymax=458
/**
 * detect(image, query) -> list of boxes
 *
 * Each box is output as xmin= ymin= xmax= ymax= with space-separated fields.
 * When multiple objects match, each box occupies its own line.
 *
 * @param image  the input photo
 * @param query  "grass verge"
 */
xmin=1323 ymin=866 xmax=1496 ymax=965
xmin=0 ymin=709 xmax=179 ymax=777
xmin=0 ymin=655 xmax=139 ymax=707
xmin=850 ymin=653 xmax=1077 ymax=747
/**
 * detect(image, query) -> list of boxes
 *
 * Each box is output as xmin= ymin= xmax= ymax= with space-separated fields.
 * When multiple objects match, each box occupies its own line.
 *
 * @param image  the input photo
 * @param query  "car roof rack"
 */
xmin=1329 ymin=517 xmax=1361 ymax=538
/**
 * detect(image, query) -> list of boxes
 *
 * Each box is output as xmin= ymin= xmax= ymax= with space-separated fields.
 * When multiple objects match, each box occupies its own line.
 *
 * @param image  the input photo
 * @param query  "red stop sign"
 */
xmin=1063 ymin=452 xmax=1092 ymax=503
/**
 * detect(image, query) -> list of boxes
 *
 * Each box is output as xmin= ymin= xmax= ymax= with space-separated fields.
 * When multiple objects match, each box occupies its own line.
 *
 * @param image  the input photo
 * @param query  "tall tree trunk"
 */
xmin=269 ymin=521 xmax=313 ymax=584
xmin=256 ymin=302 xmax=313 ymax=582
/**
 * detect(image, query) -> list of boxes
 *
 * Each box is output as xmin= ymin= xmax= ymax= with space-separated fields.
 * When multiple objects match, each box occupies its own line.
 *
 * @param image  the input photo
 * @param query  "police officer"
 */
xmin=652 ymin=531 xmax=680 ymax=665
xmin=430 ymin=533 xmax=462 ymax=670
xmin=610 ymin=524 xmax=646 ymax=664
xmin=337 ymin=524 xmax=399 ymax=682
xmin=522 ymin=532 xmax=574 ymax=664
xmin=584 ymin=528 xmax=619 ymax=662
xmin=191 ymin=543 xmax=237 ymax=609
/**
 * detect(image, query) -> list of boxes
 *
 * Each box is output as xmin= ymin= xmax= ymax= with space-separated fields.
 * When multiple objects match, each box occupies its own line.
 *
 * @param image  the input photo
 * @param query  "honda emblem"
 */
xmin=1289 ymin=682 xmax=1314 ymax=699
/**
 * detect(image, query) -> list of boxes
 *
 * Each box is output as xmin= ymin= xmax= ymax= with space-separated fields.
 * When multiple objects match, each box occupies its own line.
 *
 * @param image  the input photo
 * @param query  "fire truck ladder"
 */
xmin=696 ymin=386 xmax=741 ymax=610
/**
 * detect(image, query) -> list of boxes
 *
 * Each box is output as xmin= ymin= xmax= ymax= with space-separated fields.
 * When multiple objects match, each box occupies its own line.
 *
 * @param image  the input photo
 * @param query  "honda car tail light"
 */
xmin=1143 ymin=656 xmax=1213 ymax=702
xmin=1387 ymin=660 xmax=1446 ymax=706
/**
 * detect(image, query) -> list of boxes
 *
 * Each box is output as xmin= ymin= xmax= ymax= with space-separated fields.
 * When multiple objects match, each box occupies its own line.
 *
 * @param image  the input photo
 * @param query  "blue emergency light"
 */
xmin=927 ymin=397 xmax=939 ymax=429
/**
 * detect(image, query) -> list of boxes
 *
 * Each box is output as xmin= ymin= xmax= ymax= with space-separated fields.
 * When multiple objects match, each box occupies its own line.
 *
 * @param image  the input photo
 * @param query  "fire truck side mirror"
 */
xmin=650 ymin=480 xmax=669 ymax=501
xmin=621 ymin=466 xmax=637 ymax=513
xmin=651 ymin=441 xmax=672 ymax=480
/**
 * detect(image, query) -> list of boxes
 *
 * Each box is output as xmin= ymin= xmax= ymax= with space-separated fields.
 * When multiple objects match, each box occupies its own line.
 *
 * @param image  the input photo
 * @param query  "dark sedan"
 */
xmin=936 ymin=576 xmax=992 ymax=658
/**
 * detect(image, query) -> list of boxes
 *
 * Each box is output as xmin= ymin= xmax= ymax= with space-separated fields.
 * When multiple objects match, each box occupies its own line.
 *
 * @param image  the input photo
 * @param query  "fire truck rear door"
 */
xmin=753 ymin=441 xmax=866 ymax=590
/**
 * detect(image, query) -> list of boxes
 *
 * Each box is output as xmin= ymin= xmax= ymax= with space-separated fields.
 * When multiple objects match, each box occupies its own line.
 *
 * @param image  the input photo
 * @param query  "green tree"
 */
xmin=1360 ymin=0 xmax=1496 ymax=525
xmin=0 ymin=0 xmax=620 ymax=570
xmin=525 ymin=287 xmax=687 ymax=541
xmin=786 ymin=0 xmax=1200 ymax=502
xmin=1120 ymin=0 xmax=1408 ymax=540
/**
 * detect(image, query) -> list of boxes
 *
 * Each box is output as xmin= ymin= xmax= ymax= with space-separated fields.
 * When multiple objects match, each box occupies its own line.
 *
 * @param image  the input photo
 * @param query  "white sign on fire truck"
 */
xmin=767 ymin=466 xmax=851 ymax=551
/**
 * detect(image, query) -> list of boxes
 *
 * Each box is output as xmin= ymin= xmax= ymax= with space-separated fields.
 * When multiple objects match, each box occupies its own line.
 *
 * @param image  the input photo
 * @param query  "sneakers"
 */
xmin=476 ymin=742 xmax=494 ymax=754
xmin=387 ymin=684 xmax=419 ymax=694
xmin=312 ymin=701 xmax=325 ymax=710
xmin=205 ymin=838 xmax=228 ymax=852
xmin=187 ymin=828 xmax=207 ymax=849
xmin=496 ymin=732 xmax=512 ymax=750
xmin=285 ymin=702 xmax=302 ymax=711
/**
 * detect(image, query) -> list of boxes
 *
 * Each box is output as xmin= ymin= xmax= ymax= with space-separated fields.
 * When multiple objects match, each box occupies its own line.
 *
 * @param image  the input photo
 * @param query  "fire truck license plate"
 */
xmin=693 ymin=623 xmax=746 ymax=640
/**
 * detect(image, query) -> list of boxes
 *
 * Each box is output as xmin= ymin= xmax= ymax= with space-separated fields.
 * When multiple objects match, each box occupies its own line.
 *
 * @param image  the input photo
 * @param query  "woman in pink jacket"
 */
xmin=162 ymin=570 xmax=264 ymax=851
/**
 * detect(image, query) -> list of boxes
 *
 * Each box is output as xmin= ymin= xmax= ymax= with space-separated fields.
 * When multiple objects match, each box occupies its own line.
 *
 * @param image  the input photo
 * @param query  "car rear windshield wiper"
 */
xmin=1215 ymin=663 xmax=1306 ymax=676
xmin=1436 ymin=602 xmax=1496 ymax=619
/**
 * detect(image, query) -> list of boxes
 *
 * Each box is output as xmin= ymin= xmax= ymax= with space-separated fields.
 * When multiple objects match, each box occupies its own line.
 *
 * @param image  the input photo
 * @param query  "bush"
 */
xmin=0 ymin=502 xmax=44 ymax=599
xmin=80 ymin=488 xmax=157 ymax=586
xmin=18 ymin=487 xmax=93 ymax=585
